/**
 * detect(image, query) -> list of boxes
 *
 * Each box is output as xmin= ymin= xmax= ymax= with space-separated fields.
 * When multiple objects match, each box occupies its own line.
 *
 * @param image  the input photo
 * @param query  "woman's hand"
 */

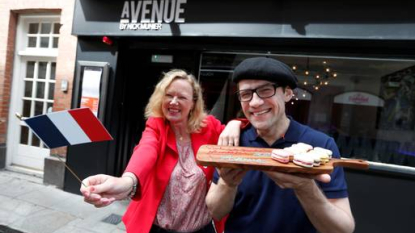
xmin=80 ymin=174 xmax=135 ymax=208
xmin=218 ymin=120 xmax=242 ymax=146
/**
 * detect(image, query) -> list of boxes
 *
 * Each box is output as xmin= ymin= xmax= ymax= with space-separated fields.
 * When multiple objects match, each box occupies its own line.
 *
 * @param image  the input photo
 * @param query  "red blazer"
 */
xmin=122 ymin=116 xmax=225 ymax=233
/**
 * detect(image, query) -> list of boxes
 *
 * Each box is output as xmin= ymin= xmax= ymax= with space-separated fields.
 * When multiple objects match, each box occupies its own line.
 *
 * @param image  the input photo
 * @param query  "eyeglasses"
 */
xmin=236 ymin=83 xmax=278 ymax=102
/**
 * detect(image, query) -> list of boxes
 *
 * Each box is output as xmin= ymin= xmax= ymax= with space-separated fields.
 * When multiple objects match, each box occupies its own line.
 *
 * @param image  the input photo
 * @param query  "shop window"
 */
xmin=199 ymin=52 xmax=415 ymax=170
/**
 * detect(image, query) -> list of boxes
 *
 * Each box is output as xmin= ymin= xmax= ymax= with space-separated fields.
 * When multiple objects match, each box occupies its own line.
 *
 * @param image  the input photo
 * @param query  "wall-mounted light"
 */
xmin=102 ymin=36 xmax=113 ymax=46
xmin=61 ymin=79 xmax=68 ymax=92
xmin=151 ymin=54 xmax=173 ymax=63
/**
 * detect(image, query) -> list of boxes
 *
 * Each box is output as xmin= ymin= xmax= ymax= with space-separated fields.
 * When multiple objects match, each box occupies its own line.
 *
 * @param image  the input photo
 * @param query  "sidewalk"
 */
xmin=0 ymin=169 xmax=129 ymax=233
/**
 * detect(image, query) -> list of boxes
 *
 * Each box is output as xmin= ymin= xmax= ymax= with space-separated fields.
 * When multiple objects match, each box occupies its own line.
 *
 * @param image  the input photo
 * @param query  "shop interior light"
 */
xmin=291 ymin=58 xmax=338 ymax=91
xmin=102 ymin=36 xmax=113 ymax=45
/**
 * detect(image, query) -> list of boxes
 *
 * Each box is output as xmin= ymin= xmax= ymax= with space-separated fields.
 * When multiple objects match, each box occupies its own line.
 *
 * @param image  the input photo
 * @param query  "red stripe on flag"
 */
xmin=68 ymin=108 xmax=113 ymax=142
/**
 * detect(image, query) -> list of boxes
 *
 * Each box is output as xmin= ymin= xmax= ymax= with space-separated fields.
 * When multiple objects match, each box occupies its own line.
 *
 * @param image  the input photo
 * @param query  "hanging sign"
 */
xmin=334 ymin=91 xmax=384 ymax=107
xmin=119 ymin=0 xmax=187 ymax=31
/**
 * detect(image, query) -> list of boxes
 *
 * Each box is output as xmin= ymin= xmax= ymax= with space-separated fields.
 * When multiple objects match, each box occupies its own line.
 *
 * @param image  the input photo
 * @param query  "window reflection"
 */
xmin=40 ymin=37 xmax=49 ymax=48
xmin=200 ymin=52 xmax=415 ymax=168
xmin=26 ymin=21 xmax=59 ymax=49
xmin=28 ymin=23 xmax=39 ymax=34
xmin=53 ymin=23 xmax=61 ymax=34
xmin=34 ymin=101 xmax=43 ymax=116
xmin=26 ymin=62 xmax=35 ymax=78
xmin=38 ymin=62 xmax=47 ymax=79
xmin=41 ymin=23 xmax=51 ymax=34
xmin=31 ymin=133 xmax=40 ymax=147
xmin=48 ymin=83 xmax=55 ymax=100
xmin=36 ymin=82 xmax=45 ymax=99
xmin=20 ymin=126 xmax=29 ymax=145
xmin=50 ymin=63 xmax=56 ymax=80
xmin=52 ymin=37 xmax=59 ymax=48
xmin=28 ymin=37 xmax=37 ymax=48
xmin=22 ymin=100 xmax=31 ymax=117
xmin=24 ymin=81 xmax=33 ymax=97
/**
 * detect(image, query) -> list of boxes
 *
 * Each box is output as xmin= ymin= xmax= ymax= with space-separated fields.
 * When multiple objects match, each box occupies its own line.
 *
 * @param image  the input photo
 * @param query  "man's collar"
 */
xmin=282 ymin=116 xmax=303 ymax=143
xmin=245 ymin=126 xmax=259 ymax=142
xmin=246 ymin=116 xmax=304 ymax=145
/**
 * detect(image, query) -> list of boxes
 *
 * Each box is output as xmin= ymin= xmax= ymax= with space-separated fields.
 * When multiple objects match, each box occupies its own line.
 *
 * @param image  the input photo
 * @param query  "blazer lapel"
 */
xmin=191 ymin=132 xmax=204 ymax=156
xmin=165 ymin=122 xmax=178 ymax=155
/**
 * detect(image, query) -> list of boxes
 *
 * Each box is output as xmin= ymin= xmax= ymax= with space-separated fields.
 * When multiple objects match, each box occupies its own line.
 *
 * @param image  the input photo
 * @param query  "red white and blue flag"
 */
xmin=23 ymin=108 xmax=113 ymax=149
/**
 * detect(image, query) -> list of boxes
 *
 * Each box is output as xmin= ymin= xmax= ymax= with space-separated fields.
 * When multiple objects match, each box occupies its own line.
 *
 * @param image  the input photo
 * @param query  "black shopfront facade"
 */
xmin=67 ymin=1 xmax=415 ymax=232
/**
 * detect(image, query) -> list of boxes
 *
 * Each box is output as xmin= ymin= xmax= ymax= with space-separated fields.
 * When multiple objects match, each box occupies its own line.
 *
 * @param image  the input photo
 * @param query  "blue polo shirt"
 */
xmin=213 ymin=118 xmax=348 ymax=233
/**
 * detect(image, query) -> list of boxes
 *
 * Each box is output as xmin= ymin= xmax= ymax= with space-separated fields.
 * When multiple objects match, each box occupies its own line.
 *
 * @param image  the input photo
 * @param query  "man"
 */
xmin=206 ymin=57 xmax=355 ymax=233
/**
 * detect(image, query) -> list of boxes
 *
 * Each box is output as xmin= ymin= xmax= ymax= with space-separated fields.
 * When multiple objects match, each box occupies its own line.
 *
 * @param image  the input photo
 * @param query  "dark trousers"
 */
xmin=150 ymin=222 xmax=216 ymax=233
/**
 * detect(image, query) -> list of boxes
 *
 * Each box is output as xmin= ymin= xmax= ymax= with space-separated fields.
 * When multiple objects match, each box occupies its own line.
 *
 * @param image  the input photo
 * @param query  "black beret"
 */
xmin=232 ymin=57 xmax=298 ymax=89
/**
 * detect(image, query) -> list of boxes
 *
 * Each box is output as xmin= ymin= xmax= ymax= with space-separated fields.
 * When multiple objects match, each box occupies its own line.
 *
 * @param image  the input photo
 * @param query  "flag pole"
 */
xmin=55 ymin=156 xmax=88 ymax=187
xmin=15 ymin=112 xmax=87 ymax=187
xmin=15 ymin=112 xmax=25 ymax=120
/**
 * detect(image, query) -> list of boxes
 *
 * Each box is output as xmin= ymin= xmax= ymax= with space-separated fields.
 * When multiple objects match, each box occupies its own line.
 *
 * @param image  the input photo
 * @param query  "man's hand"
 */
xmin=217 ymin=167 xmax=247 ymax=188
xmin=206 ymin=167 xmax=246 ymax=220
xmin=264 ymin=171 xmax=331 ymax=190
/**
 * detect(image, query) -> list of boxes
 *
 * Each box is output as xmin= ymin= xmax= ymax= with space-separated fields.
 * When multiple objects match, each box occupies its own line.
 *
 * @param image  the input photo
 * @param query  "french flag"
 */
xmin=24 ymin=108 xmax=113 ymax=149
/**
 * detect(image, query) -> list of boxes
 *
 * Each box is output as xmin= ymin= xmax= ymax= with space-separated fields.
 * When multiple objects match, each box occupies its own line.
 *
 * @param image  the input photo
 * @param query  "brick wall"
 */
xmin=0 ymin=13 xmax=16 ymax=145
xmin=0 ymin=0 xmax=77 ymax=157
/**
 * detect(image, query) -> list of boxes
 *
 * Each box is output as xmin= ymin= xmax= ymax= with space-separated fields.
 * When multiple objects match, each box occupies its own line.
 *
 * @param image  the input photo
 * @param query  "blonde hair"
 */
xmin=145 ymin=69 xmax=207 ymax=133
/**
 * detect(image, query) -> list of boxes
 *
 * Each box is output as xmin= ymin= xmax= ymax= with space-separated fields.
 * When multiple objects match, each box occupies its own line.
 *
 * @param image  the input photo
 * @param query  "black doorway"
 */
xmin=112 ymin=48 xmax=200 ymax=176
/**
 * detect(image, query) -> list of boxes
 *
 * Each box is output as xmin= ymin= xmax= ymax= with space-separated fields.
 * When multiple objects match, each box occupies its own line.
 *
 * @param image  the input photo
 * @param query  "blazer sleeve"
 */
xmin=205 ymin=115 xmax=226 ymax=142
xmin=233 ymin=117 xmax=250 ymax=129
xmin=206 ymin=115 xmax=250 ymax=138
xmin=124 ymin=117 xmax=162 ymax=199
xmin=207 ymin=115 xmax=250 ymax=140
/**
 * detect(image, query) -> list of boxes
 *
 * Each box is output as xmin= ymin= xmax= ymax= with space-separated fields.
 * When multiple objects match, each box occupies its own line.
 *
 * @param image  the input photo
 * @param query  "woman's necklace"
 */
xmin=175 ymin=131 xmax=185 ymax=142
xmin=176 ymin=132 xmax=189 ymax=143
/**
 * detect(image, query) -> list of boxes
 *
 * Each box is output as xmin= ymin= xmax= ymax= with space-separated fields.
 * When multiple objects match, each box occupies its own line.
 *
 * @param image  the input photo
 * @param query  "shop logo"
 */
xmin=119 ymin=0 xmax=187 ymax=31
xmin=349 ymin=93 xmax=369 ymax=104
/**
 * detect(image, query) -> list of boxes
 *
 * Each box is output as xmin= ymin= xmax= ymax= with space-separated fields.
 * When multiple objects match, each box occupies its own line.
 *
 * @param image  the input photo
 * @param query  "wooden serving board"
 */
xmin=196 ymin=145 xmax=369 ymax=174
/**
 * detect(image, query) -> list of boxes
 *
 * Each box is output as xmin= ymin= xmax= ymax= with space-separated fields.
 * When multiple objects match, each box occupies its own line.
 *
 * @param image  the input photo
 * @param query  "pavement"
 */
xmin=0 ymin=169 xmax=129 ymax=233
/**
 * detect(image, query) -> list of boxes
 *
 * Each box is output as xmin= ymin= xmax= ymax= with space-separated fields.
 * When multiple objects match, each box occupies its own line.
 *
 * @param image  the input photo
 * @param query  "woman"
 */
xmin=80 ymin=69 xmax=243 ymax=233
